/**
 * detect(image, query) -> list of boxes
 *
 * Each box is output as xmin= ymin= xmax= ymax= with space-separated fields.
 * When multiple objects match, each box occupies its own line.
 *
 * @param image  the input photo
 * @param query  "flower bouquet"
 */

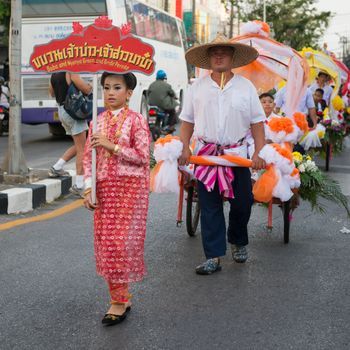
xmin=292 ymin=152 xmax=349 ymax=215
xmin=319 ymin=105 xmax=347 ymax=156
xmin=343 ymin=106 xmax=350 ymax=137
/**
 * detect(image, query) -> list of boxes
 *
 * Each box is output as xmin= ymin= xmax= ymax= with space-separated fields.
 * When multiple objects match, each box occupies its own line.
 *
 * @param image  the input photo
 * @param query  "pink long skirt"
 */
xmin=94 ymin=176 xmax=149 ymax=284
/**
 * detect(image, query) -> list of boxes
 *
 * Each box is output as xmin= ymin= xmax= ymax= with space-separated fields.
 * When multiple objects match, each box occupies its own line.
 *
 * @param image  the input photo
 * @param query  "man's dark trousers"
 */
xmin=197 ymin=167 xmax=254 ymax=259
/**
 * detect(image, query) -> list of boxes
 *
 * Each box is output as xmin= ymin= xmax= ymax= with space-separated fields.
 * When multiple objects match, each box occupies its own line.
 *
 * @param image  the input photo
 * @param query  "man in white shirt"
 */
xmin=275 ymin=86 xmax=317 ymax=128
xmin=179 ymin=35 xmax=266 ymax=275
xmin=309 ymin=72 xmax=333 ymax=106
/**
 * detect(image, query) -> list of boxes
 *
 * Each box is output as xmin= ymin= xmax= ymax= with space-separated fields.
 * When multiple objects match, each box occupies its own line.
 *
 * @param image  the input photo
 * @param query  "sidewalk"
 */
xmin=0 ymin=169 xmax=76 ymax=214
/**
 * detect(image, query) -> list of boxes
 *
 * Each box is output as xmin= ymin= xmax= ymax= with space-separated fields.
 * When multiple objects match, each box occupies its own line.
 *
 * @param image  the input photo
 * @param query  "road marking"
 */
xmin=0 ymin=199 xmax=84 ymax=232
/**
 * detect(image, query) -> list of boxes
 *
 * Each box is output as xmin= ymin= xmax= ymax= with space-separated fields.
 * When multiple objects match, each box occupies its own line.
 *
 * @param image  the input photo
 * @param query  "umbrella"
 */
xmin=230 ymin=21 xmax=309 ymax=118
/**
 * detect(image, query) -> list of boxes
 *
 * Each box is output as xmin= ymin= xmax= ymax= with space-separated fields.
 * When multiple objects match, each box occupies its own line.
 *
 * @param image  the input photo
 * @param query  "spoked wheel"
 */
xmin=325 ymin=142 xmax=331 ymax=172
xmin=186 ymin=185 xmax=200 ymax=237
xmin=281 ymin=200 xmax=291 ymax=244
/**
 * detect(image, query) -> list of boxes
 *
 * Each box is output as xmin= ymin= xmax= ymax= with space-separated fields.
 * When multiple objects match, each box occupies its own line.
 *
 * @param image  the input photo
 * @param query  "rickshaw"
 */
xmin=176 ymin=169 xmax=296 ymax=244
xmin=300 ymin=47 xmax=345 ymax=171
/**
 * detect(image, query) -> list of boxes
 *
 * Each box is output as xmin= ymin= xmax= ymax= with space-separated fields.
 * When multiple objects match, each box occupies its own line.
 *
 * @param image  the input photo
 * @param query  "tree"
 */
xmin=0 ymin=0 xmax=11 ymax=46
xmin=239 ymin=0 xmax=332 ymax=50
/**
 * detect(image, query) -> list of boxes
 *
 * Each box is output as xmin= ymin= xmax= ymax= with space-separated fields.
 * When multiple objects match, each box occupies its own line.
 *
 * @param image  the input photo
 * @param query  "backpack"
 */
xmin=64 ymin=83 xmax=93 ymax=121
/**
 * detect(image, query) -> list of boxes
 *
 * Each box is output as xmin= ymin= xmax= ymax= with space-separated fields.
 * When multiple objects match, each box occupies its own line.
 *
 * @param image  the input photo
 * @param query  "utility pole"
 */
xmin=237 ymin=1 xmax=241 ymax=35
xmin=229 ymin=1 xmax=234 ymax=38
xmin=3 ymin=0 xmax=28 ymax=175
xmin=340 ymin=36 xmax=348 ymax=61
xmin=192 ymin=0 xmax=196 ymax=43
xmin=263 ymin=0 xmax=266 ymax=23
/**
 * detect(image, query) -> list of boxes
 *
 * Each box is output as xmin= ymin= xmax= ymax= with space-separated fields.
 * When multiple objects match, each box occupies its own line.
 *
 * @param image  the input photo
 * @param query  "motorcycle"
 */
xmin=0 ymin=104 xmax=9 ymax=136
xmin=148 ymin=105 xmax=174 ymax=141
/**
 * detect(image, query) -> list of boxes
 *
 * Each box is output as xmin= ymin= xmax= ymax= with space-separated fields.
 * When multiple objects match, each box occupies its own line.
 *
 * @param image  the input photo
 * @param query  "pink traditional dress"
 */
xmin=83 ymin=107 xmax=150 ymax=304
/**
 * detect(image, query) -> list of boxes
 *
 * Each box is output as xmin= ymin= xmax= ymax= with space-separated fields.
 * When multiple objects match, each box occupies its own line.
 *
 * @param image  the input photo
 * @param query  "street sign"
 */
xmin=29 ymin=16 xmax=156 ymax=202
xmin=29 ymin=17 xmax=155 ymax=75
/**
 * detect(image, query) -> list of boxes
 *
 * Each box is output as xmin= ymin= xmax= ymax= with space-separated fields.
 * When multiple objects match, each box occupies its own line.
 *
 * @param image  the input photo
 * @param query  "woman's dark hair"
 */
xmin=315 ymin=88 xmax=324 ymax=95
xmin=101 ymin=72 xmax=137 ymax=90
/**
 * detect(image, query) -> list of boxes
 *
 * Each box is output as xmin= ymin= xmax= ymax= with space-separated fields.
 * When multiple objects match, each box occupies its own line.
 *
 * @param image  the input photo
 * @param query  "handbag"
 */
xmin=64 ymin=83 xmax=93 ymax=121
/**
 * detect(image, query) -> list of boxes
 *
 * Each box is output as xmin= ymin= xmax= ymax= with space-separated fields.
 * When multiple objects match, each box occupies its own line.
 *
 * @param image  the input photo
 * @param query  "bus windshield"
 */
xmin=22 ymin=0 xmax=107 ymax=17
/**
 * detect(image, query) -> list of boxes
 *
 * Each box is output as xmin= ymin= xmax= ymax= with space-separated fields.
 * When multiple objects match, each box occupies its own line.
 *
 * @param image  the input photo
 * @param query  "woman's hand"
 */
xmin=83 ymin=192 xmax=97 ymax=211
xmin=91 ymin=133 xmax=115 ymax=152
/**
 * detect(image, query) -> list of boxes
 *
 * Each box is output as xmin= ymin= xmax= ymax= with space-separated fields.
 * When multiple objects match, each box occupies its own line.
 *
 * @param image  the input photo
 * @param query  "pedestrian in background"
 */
xmin=83 ymin=72 xmax=150 ymax=326
xmin=179 ymin=35 xmax=266 ymax=275
xmin=48 ymin=72 xmax=91 ymax=197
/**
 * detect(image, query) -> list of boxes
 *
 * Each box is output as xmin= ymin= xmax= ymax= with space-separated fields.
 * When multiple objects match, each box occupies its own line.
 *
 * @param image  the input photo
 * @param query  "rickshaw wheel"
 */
xmin=281 ymin=200 xmax=291 ymax=244
xmin=325 ymin=142 xmax=331 ymax=172
xmin=186 ymin=185 xmax=200 ymax=237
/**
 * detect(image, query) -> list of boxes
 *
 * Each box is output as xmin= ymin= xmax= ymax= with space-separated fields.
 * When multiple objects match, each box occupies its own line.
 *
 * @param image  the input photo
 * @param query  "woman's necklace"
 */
xmin=103 ymin=106 xmax=129 ymax=157
xmin=104 ymin=106 xmax=129 ymax=141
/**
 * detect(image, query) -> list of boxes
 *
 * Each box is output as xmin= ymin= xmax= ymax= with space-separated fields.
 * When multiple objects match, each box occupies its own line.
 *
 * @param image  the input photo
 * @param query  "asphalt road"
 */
xmin=1 ymin=125 xmax=350 ymax=349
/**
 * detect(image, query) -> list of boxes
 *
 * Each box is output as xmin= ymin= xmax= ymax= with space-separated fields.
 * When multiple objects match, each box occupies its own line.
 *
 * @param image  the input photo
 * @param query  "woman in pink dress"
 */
xmin=83 ymin=72 xmax=150 ymax=326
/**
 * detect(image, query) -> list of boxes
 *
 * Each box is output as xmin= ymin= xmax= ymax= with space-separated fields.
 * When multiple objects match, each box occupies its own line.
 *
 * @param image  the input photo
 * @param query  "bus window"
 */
xmin=177 ymin=18 xmax=188 ymax=50
xmin=23 ymin=0 xmax=107 ymax=17
xmin=125 ymin=0 xmax=182 ymax=47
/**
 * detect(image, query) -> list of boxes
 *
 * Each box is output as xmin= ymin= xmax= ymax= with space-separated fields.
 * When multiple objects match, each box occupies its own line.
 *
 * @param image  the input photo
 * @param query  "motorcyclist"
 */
xmin=147 ymin=70 xmax=178 ymax=132
xmin=0 ymin=76 xmax=10 ymax=109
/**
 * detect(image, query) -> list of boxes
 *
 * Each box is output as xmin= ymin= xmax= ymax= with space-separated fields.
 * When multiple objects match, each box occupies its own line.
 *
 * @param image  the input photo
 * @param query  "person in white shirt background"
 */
xmin=309 ymin=71 xmax=333 ymax=106
xmin=275 ymin=86 xmax=317 ymax=129
xmin=259 ymin=92 xmax=279 ymax=121
xmin=178 ymin=35 xmax=266 ymax=275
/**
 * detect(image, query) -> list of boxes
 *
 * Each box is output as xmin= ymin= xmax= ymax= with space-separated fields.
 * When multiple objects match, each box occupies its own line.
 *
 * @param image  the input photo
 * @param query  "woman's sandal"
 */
xmin=102 ymin=306 xmax=131 ymax=326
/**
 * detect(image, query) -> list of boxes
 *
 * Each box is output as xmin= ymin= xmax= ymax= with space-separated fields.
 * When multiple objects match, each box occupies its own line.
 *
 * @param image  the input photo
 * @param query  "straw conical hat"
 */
xmin=185 ymin=34 xmax=258 ymax=69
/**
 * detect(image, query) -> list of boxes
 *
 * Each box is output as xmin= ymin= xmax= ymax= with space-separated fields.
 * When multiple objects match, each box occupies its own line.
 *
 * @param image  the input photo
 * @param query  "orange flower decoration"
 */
xmin=272 ymin=143 xmax=293 ymax=162
xmin=254 ymin=20 xmax=270 ymax=34
xmin=293 ymin=112 xmax=308 ymax=133
xmin=290 ymin=168 xmax=300 ymax=177
xmin=154 ymin=134 xmax=180 ymax=145
xmin=268 ymin=117 xmax=294 ymax=134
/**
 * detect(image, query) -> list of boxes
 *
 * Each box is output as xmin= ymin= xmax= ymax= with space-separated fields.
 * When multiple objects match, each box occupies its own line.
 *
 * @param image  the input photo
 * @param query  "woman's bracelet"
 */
xmin=113 ymin=144 xmax=120 ymax=154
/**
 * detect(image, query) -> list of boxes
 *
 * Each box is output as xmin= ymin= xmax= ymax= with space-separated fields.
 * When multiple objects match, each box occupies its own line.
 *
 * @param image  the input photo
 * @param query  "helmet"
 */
xmin=156 ymin=70 xmax=167 ymax=80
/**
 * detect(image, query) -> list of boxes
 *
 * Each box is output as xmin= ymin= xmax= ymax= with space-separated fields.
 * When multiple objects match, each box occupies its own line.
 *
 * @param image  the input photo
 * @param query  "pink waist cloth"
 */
xmin=194 ymin=140 xmax=242 ymax=199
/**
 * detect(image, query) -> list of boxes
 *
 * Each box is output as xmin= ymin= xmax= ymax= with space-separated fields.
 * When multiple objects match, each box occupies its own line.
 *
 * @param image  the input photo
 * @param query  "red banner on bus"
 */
xmin=29 ymin=17 xmax=155 ymax=75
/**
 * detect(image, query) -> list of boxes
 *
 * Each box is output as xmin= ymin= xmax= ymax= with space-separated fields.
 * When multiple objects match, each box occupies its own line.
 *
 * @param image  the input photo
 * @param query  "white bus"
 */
xmin=22 ymin=0 xmax=189 ymax=135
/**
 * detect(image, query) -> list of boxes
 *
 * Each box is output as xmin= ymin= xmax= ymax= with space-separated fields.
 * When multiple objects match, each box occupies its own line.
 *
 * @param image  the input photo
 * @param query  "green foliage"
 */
xmin=238 ymin=0 xmax=332 ymax=50
xmin=298 ymin=168 xmax=350 ymax=216
xmin=319 ymin=126 xmax=346 ymax=158
xmin=0 ymin=0 xmax=10 ymax=46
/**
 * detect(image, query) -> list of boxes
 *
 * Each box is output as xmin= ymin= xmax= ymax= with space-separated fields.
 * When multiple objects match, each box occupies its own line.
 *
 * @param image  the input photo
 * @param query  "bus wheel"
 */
xmin=48 ymin=123 xmax=66 ymax=137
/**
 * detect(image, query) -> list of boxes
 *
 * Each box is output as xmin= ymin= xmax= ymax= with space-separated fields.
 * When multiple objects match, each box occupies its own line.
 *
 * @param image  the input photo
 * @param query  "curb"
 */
xmin=0 ymin=170 xmax=76 ymax=215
